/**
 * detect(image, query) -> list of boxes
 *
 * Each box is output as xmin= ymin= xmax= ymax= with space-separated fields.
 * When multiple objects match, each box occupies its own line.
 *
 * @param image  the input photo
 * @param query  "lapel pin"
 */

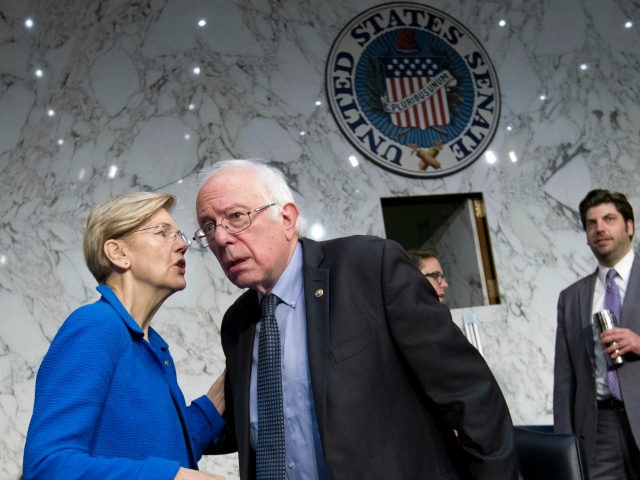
xmin=314 ymin=289 xmax=324 ymax=298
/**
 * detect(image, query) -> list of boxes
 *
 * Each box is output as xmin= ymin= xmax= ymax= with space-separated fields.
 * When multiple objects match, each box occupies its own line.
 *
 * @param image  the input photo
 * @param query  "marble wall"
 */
xmin=1 ymin=0 xmax=640 ymax=477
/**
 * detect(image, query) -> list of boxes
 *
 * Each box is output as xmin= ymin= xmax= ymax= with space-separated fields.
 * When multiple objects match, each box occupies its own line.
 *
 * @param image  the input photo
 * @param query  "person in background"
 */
xmin=194 ymin=159 xmax=518 ymax=480
xmin=408 ymin=248 xmax=449 ymax=303
xmin=23 ymin=192 xmax=226 ymax=480
xmin=554 ymin=189 xmax=640 ymax=479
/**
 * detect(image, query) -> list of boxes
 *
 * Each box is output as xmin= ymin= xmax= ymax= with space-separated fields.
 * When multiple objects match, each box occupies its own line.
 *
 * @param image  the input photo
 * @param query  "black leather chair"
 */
xmin=514 ymin=425 xmax=589 ymax=480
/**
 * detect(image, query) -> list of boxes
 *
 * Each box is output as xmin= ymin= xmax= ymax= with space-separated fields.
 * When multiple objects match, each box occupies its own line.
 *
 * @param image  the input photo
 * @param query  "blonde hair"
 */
xmin=83 ymin=192 xmax=175 ymax=283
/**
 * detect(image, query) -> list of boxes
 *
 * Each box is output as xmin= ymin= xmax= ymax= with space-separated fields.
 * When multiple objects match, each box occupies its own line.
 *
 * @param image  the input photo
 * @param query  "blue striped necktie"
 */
xmin=256 ymin=293 xmax=285 ymax=480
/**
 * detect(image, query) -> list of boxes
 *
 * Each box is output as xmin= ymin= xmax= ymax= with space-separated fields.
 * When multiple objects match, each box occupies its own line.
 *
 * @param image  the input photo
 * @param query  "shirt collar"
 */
xmin=598 ymin=248 xmax=635 ymax=284
xmin=257 ymin=241 xmax=302 ymax=308
xmin=96 ymin=284 xmax=168 ymax=348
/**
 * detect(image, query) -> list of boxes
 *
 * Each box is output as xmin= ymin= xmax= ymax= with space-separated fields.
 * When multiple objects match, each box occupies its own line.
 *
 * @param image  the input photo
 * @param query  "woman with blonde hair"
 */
xmin=24 ymin=192 xmax=226 ymax=480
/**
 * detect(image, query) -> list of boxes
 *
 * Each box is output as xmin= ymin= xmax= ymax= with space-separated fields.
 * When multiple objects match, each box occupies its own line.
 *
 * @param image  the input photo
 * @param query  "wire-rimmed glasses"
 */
xmin=192 ymin=203 xmax=276 ymax=248
xmin=424 ymin=271 xmax=446 ymax=285
xmin=133 ymin=224 xmax=191 ymax=246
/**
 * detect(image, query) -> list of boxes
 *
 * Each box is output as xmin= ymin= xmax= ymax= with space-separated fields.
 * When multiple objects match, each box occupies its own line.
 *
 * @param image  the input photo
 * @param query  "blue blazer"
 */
xmin=23 ymin=285 xmax=224 ymax=480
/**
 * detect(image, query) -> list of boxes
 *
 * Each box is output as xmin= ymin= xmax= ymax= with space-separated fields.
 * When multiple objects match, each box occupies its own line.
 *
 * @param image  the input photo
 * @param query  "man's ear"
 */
xmin=104 ymin=239 xmax=130 ymax=269
xmin=281 ymin=202 xmax=300 ymax=240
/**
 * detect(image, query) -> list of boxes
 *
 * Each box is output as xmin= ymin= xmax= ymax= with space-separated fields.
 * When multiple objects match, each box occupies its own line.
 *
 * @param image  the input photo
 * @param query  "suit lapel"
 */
xmin=300 ymin=238 xmax=330 ymax=429
xmin=622 ymin=253 xmax=640 ymax=330
xmin=580 ymin=271 xmax=598 ymax=364
xmin=233 ymin=294 xmax=260 ymax=463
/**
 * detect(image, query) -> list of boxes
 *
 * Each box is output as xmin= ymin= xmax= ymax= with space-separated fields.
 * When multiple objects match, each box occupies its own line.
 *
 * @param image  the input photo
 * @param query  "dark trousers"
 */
xmin=592 ymin=402 xmax=640 ymax=480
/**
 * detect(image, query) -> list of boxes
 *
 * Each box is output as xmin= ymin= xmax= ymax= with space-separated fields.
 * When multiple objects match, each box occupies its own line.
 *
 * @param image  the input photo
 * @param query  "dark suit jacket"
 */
xmin=210 ymin=235 xmax=518 ymax=479
xmin=554 ymin=253 xmax=640 ymax=467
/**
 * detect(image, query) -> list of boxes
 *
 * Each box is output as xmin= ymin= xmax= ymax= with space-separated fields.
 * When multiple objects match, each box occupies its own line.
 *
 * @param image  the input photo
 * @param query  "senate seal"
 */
xmin=326 ymin=3 xmax=501 ymax=177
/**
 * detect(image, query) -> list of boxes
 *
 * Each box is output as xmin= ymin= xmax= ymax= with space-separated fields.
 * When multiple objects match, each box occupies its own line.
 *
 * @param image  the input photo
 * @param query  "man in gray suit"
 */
xmin=554 ymin=189 xmax=640 ymax=479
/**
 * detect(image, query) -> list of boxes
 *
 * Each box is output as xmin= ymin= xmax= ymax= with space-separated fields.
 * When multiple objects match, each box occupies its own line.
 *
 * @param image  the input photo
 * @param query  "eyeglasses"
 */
xmin=133 ymin=224 xmax=191 ymax=246
xmin=424 ymin=271 xmax=446 ymax=285
xmin=192 ymin=203 xmax=276 ymax=248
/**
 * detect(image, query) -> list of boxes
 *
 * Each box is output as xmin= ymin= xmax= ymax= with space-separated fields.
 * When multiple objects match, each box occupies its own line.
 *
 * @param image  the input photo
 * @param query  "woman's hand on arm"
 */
xmin=206 ymin=369 xmax=226 ymax=414
xmin=174 ymin=467 xmax=225 ymax=479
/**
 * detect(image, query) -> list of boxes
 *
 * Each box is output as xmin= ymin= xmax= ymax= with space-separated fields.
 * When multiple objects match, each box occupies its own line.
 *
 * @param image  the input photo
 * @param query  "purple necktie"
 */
xmin=604 ymin=268 xmax=623 ymax=400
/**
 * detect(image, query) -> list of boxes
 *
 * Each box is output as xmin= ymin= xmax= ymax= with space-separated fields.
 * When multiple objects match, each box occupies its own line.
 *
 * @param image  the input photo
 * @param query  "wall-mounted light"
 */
xmin=485 ymin=150 xmax=497 ymax=164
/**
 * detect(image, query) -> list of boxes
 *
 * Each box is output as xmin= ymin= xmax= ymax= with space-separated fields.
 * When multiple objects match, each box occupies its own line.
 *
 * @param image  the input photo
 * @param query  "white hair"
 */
xmin=197 ymin=159 xmax=307 ymax=236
